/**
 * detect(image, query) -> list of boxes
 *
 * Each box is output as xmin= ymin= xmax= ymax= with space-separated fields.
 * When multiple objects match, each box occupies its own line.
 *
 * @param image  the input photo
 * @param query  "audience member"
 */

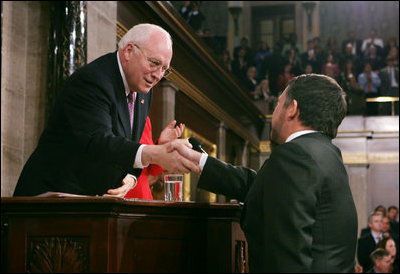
xmin=379 ymin=56 xmax=399 ymax=97
xmin=284 ymin=47 xmax=302 ymax=76
xmin=304 ymin=63 xmax=314 ymax=74
xmin=342 ymin=31 xmax=363 ymax=57
xmin=301 ymin=39 xmax=320 ymax=74
xmin=276 ymin=63 xmax=295 ymax=93
xmin=358 ymin=62 xmax=382 ymax=115
xmin=219 ymin=49 xmax=232 ymax=72
xmin=243 ymin=66 xmax=258 ymax=99
xmin=281 ymin=32 xmax=303 ymax=57
xmin=338 ymin=59 xmax=364 ymax=115
xmin=321 ymin=52 xmax=340 ymax=79
xmin=341 ymin=42 xmax=362 ymax=75
xmin=178 ymin=1 xmax=192 ymax=20
xmin=386 ymin=47 xmax=399 ymax=67
xmin=376 ymin=205 xmax=388 ymax=216
xmin=268 ymin=42 xmax=285 ymax=95
xmin=383 ymin=37 xmax=399 ymax=60
xmin=326 ymin=36 xmax=341 ymax=60
xmin=234 ymin=36 xmax=253 ymax=63
xmin=378 ymin=56 xmax=399 ymax=115
xmin=312 ymin=37 xmax=324 ymax=73
xmin=358 ymin=212 xmax=384 ymax=272
xmin=376 ymin=236 xmax=399 ymax=273
xmin=387 ymin=206 xmax=400 ymax=236
xmin=363 ymin=44 xmax=384 ymax=72
xmin=252 ymin=79 xmax=277 ymax=114
xmin=362 ymin=28 xmax=384 ymax=57
xmin=186 ymin=1 xmax=205 ymax=32
xmin=231 ymin=47 xmax=249 ymax=80
xmin=254 ymin=41 xmax=272 ymax=81
xmin=367 ymin=248 xmax=393 ymax=273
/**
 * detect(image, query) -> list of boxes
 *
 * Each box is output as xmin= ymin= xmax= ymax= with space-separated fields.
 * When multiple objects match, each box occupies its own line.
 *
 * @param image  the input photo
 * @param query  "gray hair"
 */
xmin=118 ymin=23 xmax=172 ymax=50
xmin=368 ymin=211 xmax=383 ymax=224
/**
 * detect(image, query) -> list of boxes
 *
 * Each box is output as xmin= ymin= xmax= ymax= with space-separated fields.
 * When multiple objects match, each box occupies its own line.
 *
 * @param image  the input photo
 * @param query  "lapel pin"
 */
xmin=141 ymin=99 xmax=144 ymax=104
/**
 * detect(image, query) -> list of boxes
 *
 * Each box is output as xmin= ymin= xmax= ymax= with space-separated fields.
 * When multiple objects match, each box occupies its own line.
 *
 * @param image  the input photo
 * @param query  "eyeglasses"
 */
xmin=134 ymin=44 xmax=172 ymax=77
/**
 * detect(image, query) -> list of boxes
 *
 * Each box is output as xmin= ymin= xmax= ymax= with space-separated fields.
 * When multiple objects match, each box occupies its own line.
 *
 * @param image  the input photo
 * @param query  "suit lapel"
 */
xmin=116 ymin=90 xmax=132 ymax=138
xmin=132 ymin=93 xmax=145 ymax=142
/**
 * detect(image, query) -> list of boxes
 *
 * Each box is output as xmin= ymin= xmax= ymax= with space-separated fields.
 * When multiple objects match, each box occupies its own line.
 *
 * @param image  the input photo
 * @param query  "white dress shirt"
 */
xmin=116 ymin=52 xmax=146 ymax=171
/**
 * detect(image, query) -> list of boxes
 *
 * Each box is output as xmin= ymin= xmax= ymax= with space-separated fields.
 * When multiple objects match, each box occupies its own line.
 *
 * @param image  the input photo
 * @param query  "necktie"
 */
xmin=127 ymin=91 xmax=134 ymax=129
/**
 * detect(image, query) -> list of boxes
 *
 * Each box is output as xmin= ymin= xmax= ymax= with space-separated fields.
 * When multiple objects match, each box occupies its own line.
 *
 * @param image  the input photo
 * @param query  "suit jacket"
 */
xmin=341 ymin=39 xmax=362 ymax=57
xmin=14 ymin=52 xmax=152 ymax=196
xmin=357 ymin=233 xmax=378 ymax=271
xmin=198 ymin=132 xmax=358 ymax=272
xmin=379 ymin=66 xmax=400 ymax=96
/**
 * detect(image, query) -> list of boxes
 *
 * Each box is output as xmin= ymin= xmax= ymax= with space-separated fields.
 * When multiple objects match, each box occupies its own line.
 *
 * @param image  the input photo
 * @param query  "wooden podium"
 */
xmin=1 ymin=195 xmax=248 ymax=273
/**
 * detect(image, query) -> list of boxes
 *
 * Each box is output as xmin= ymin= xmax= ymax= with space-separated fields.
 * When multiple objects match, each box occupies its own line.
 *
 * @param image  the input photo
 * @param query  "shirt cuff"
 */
xmin=134 ymin=144 xmax=149 ymax=169
xmin=199 ymin=152 xmax=208 ymax=172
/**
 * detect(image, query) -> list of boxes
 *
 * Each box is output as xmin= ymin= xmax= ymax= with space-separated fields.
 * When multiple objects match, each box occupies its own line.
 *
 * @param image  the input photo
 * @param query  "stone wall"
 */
xmin=1 ymin=1 xmax=118 ymax=197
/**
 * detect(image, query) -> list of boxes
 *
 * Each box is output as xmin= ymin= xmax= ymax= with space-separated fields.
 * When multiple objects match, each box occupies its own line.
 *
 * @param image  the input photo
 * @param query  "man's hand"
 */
xmin=103 ymin=174 xmax=137 ymax=198
xmin=142 ymin=139 xmax=201 ymax=174
xmin=170 ymin=139 xmax=202 ymax=166
xmin=158 ymin=120 xmax=185 ymax=145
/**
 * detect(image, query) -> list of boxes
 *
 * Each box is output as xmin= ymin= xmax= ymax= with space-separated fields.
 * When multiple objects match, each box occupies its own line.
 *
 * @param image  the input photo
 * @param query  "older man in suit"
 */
xmin=173 ymin=74 xmax=358 ymax=272
xmin=14 ymin=23 xmax=199 ymax=197
xmin=358 ymin=212 xmax=384 ymax=272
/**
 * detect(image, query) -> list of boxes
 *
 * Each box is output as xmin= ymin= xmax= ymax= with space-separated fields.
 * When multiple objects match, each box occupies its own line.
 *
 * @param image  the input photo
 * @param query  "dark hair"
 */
xmin=375 ymin=205 xmax=387 ymax=215
xmin=370 ymin=248 xmax=391 ymax=263
xmin=376 ymin=237 xmax=395 ymax=251
xmin=284 ymin=74 xmax=347 ymax=139
xmin=388 ymin=206 xmax=398 ymax=212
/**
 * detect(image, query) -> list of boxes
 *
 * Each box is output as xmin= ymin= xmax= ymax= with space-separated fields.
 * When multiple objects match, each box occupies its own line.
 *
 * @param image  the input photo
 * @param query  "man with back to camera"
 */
xmin=13 ymin=23 xmax=200 ymax=198
xmin=172 ymin=74 xmax=358 ymax=272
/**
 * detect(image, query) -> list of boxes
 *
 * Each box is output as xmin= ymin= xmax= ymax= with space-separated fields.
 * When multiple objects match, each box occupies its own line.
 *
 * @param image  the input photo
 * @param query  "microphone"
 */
xmin=188 ymin=137 xmax=206 ymax=154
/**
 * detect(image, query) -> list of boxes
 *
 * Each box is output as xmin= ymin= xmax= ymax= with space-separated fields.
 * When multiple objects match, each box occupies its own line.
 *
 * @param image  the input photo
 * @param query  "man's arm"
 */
xmin=171 ymin=141 xmax=257 ymax=202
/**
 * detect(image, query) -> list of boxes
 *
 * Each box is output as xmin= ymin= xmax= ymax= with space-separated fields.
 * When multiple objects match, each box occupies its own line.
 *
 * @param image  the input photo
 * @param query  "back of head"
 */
xmin=118 ymin=23 xmax=172 ymax=50
xmin=284 ymin=74 xmax=347 ymax=139
xmin=370 ymin=248 xmax=390 ymax=263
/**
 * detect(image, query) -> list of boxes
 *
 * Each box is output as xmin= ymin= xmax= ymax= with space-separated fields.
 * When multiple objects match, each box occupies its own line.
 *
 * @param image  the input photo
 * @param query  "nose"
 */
xmin=151 ymin=67 xmax=164 ymax=81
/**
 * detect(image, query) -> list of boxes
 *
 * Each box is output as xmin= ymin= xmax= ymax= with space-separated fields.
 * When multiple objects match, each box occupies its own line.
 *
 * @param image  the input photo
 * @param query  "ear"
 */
xmin=123 ymin=43 xmax=135 ymax=60
xmin=287 ymin=99 xmax=299 ymax=120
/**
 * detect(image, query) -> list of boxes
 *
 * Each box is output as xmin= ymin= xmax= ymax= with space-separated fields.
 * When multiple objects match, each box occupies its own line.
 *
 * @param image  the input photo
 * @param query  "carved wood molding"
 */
xmin=169 ymin=69 xmax=260 ymax=148
xmin=27 ymin=236 xmax=89 ymax=273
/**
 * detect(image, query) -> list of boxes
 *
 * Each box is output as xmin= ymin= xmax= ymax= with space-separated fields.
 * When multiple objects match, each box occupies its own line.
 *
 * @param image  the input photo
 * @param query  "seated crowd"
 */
xmin=213 ymin=29 xmax=399 ymax=116
xmin=357 ymin=205 xmax=399 ymax=273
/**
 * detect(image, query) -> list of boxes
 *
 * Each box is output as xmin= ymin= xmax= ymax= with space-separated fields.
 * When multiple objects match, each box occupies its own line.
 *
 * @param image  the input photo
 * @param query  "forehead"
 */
xmin=142 ymin=32 xmax=172 ymax=61
xmin=372 ymin=215 xmax=382 ymax=221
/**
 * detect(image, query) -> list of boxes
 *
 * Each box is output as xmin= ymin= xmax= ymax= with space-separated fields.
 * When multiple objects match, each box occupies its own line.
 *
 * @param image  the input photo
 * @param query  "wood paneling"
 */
xmin=2 ymin=196 xmax=248 ymax=273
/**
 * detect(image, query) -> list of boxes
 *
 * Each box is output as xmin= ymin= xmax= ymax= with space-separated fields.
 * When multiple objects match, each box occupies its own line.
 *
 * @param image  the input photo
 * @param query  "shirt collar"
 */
xmin=285 ymin=130 xmax=318 ymax=143
xmin=371 ymin=231 xmax=383 ymax=243
xmin=117 ymin=51 xmax=132 ymax=97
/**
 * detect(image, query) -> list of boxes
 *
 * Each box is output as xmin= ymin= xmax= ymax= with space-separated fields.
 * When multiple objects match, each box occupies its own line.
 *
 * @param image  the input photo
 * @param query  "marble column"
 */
xmin=46 ymin=1 xmax=87 ymax=122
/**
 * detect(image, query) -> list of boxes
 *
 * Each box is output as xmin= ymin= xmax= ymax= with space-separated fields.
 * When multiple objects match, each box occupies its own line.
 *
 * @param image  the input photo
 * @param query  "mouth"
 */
xmin=144 ymin=79 xmax=153 ymax=87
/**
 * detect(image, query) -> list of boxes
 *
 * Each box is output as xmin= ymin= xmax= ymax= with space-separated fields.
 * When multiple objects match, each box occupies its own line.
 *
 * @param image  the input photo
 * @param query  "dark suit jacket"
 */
xmin=341 ymin=39 xmax=362 ymax=57
xmin=379 ymin=66 xmax=400 ymax=96
xmin=357 ymin=233 xmax=377 ymax=272
xmin=198 ymin=132 xmax=358 ymax=272
xmin=14 ymin=52 xmax=152 ymax=196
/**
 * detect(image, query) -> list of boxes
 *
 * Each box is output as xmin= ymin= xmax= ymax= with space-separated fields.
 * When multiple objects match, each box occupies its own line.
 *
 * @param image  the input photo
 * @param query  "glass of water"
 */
xmin=164 ymin=174 xmax=183 ymax=201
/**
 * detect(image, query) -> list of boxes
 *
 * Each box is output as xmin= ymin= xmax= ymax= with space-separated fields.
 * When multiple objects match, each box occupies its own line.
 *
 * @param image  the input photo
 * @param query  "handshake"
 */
xmin=141 ymin=121 xmax=204 ymax=174
xmin=142 ymin=138 xmax=203 ymax=174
